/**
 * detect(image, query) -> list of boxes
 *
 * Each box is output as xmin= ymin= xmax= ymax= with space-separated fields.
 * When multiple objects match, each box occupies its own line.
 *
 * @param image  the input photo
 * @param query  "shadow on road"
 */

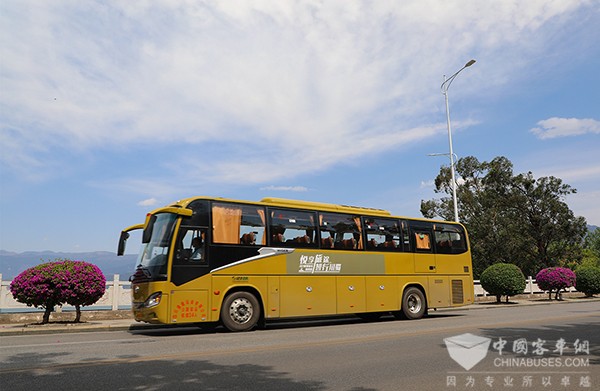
xmin=130 ymin=312 xmax=465 ymax=337
xmin=0 ymin=352 xmax=380 ymax=391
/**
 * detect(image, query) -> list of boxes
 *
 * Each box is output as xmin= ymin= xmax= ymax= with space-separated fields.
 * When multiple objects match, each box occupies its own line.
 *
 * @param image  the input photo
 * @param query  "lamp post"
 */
xmin=441 ymin=59 xmax=476 ymax=222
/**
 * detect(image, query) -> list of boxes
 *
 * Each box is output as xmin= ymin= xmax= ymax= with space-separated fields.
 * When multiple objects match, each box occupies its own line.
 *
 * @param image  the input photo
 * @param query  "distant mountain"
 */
xmin=588 ymin=225 xmax=598 ymax=233
xmin=0 ymin=251 xmax=137 ymax=280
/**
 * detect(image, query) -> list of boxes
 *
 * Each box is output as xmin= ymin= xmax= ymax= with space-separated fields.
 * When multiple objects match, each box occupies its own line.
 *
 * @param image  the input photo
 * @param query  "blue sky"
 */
xmin=1 ymin=1 xmax=599 ymax=254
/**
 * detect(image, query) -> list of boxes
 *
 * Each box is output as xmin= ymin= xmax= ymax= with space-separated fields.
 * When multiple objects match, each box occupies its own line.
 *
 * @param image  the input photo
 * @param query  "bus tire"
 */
xmin=397 ymin=287 xmax=426 ymax=320
xmin=221 ymin=291 xmax=261 ymax=332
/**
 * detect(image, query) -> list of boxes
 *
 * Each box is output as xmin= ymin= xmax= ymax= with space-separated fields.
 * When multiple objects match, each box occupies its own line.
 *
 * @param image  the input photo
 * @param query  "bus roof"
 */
xmin=260 ymin=197 xmax=392 ymax=217
xmin=159 ymin=196 xmax=460 ymax=226
xmin=167 ymin=196 xmax=391 ymax=217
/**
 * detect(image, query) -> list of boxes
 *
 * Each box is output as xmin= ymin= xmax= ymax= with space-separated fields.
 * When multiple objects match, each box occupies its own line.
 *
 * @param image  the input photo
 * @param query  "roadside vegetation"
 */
xmin=423 ymin=155 xmax=599 ymax=301
xmin=9 ymin=259 xmax=106 ymax=323
xmin=479 ymin=263 xmax=526 ymax=303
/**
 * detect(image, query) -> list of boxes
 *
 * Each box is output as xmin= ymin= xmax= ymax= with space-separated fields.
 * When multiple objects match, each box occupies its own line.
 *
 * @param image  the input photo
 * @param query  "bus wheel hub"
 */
xmin=229 ymin=298 xmax=253 ymax=324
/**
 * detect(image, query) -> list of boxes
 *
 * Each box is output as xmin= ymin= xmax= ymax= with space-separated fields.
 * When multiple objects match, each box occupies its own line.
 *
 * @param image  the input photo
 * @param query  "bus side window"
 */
xmin=414 ymin=231 xmax=432 ymax=251
xmin=434 ymin=224 xmax=467 ymax=254
xmin=319 ymin=213 xmax=363 ymax=250
xmin=435 ymin=231 xmax=452 ymax=253
xmin=364 ymin=218 xmax=401 ymax=251
xmin=268 ymin=209 xmax=317 ymax=248
xmin=212 ymin=202 xmax=266 ymax=246
xmin=177 ymin=228 xmax=207 ymax=264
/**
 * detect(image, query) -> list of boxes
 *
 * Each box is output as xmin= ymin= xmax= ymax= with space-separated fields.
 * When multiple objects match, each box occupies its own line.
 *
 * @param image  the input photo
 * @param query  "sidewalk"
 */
xmin=1 ymin=296 xmax=598 ymax=336
xmin=0 ymin=309 xmax=161 ymax=336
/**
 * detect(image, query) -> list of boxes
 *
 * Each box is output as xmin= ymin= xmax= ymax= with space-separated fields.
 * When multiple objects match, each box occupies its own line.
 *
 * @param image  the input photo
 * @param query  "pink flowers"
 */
xmin=536 ymin=267 xmax=576 ymax=300
xmin=9 ymin=260 xmax=106 ymax=323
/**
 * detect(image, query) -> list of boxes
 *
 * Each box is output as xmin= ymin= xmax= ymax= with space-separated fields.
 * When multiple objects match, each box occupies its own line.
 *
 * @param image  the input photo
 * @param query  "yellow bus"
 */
xmin=118 ymin=197 xmax=473 ymax=331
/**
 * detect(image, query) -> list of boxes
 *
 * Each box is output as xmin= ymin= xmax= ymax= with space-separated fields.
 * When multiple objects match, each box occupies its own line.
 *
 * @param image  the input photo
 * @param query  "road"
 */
xmin=0 ymin=302 xmax=598 ymax=390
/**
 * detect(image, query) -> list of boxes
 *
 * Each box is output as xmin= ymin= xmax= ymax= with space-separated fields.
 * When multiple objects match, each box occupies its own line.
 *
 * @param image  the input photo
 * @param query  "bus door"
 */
xmin=411 ymin=224 xmax=451 ymax=308
xmin=411 ymin=226 xmax=436 ymax=274
xmin=169 ymin=226 xmax=210 ymax=323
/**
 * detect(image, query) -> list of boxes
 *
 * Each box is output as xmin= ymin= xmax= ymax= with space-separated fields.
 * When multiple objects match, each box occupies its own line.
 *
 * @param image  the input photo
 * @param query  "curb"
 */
xmin=1 ymin=322 xmax=177 ymax=336
xmin=0 ymin=322 xmax=163 ymax=336
xmin=439 ymin=296 xmax=600 ymax=312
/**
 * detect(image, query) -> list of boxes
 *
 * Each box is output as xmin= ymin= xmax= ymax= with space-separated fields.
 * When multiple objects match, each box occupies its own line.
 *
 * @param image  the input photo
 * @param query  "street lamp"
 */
xmin=441 ymin=59 xmax=476 ymax=222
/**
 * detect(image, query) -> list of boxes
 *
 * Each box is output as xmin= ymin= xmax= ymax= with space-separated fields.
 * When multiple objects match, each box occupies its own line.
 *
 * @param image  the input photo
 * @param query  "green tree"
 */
xmin=575 ymin=267 xmax=600 ymax=297
xmin=421 ymin=156 xmax=587 ymax=277
xmin=480 ymin=263 xmax=526 ymax=303
xmin=580 ymin=228 xmax=600 ymax=268
xmin=510 ymin=174 xmax=586 ymax=274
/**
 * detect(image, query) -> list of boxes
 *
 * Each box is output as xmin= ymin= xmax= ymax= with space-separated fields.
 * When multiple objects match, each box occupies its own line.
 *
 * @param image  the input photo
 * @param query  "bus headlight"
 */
xmin=143 ymin=292 xmax=162 ymax=308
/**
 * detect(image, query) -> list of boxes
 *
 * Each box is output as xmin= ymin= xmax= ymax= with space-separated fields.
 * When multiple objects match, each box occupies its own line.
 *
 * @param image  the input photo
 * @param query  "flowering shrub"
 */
xmin=9 ymin=260 xmax=106 ymax=323
xmin=10 ymin=262 xmax=66 ymax=322
xmin=575 ymin=267 xmax=600 ymax=297
xmin=535 ymin=267 xmax=576 ymax=300
xmin=480 ymin=263 xmax=526 ymax=303
xmin=61 ymin=261 xmax=106 ymax=322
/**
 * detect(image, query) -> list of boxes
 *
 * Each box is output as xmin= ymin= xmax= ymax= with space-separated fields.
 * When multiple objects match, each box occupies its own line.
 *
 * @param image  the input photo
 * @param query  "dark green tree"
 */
xmin=421 ymin=156 xmax=587 ymax=277
xmin=580 ymin=228 xmax=600 ymax=268
xmin=575 ymin=267 xmax=600 ymax=297
xmin=480 ymin=263 xmax=526 ymax=303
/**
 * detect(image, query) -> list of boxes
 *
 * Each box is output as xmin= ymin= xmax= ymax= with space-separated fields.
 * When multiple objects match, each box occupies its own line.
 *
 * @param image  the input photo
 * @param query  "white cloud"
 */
xmin=531 ymin=117 xmax=600 ymax=139
xmin=546 ymin=165 xmax=600 ymax=183
xmin=138 ymin=198 xmax=159 ymax=207
xmin=0 ymin=0 xmax=593 ymax=184
xmin=420 ymin=180 xmax=435 ymax=189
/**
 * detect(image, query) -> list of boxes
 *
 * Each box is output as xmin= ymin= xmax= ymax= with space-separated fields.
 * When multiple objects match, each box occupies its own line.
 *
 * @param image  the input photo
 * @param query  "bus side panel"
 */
xmin=427 ymin=276 xmax=450 ymax=309
xmin=169 ymin=290 xmax=209 ymax=323
xmin=435 ymin=253 xmax=472 ymax=275
xmin=267 ymin=276 xmax=280 ymax=318
xmin=365 ymin=276 xmax=400 ymax=312
xmin=336 ymin=276 xmax=366 ymax=314
xmin=279 ymin=276 xmax=336 ymax=317
xmin=414 ymin=252 xmax=437 ymax=273
xmin=210 ymin=276 xmax=269 ymax=322
xmin=384 ymin=253 xmax=414 ymax=274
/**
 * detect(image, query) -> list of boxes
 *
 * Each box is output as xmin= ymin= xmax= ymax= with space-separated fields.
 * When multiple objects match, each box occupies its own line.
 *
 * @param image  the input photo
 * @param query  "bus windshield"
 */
xmin=135 ymin=213 xmax=178 ymax=280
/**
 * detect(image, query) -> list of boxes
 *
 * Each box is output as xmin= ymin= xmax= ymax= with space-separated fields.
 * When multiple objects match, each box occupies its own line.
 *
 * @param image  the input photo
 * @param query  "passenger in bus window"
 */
xmin=321 ymin=233 xmax=334 ymax=248
xmin=191 ymin=236 xmax=203 ymax=260
xmin=240 ymin=232 xmax=256 ymax=245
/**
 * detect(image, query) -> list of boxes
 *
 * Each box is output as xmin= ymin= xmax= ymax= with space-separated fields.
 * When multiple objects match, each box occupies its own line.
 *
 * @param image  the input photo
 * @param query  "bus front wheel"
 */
xmin=221 ymin=291 xmax=261 ymax=332
xmin=396 ymin=287 xmax=426 ymax=320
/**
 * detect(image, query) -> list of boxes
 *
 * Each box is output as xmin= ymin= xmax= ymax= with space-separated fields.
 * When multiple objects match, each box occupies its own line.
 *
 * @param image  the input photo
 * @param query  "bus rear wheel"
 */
xmin=395 ymin=287 xmax=426 ymax=320
xmin=221 ymin=291 xmax=261 ymax=332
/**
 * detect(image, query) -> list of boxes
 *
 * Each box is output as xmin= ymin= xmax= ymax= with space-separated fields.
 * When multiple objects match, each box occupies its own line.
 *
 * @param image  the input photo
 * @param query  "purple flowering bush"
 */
xmin=61 ymin=261 xmax=106 ymax=322
xmin=535 ymin=267 xmax=576 ymax=300
xmin=9 ymin=260 xmax=106 ymax=323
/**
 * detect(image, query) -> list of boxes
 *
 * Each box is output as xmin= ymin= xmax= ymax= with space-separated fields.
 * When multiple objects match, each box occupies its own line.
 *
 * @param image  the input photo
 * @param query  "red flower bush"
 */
xmin=10 ymin=260 xmax=106 ymax=323
xmin=535 ymin=267 xmax=576 ymax=300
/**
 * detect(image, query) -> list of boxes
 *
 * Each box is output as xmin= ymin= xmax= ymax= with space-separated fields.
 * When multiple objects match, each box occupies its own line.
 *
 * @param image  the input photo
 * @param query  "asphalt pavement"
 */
xmin=1 ymin=295 xmax=597 ymax=336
